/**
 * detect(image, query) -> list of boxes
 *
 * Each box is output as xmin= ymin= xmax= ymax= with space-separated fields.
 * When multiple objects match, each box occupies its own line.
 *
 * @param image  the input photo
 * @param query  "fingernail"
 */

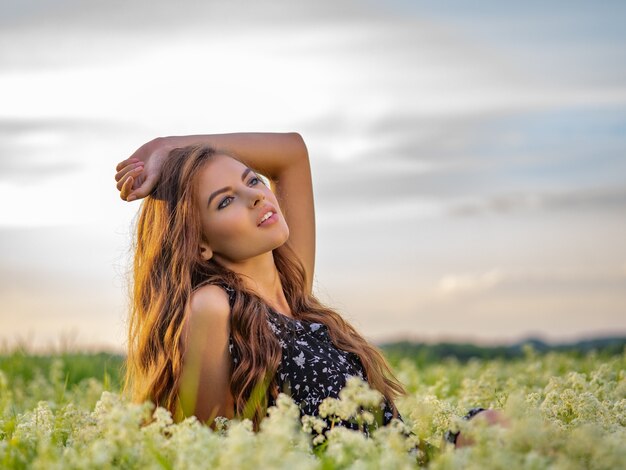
xmin=128 ymin=194 xmax=137 ymax=202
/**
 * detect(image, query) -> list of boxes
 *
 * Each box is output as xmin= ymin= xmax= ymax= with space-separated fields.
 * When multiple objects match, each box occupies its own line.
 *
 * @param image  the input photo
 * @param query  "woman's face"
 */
xmin=194 ymin=154 xmax=290 ymax=263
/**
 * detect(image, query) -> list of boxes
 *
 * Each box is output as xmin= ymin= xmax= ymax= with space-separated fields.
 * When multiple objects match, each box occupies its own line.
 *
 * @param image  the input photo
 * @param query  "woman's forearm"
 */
xmin=161 ymin=132 xmax=308 ymax=181
xmin=116 ymin=132 xmax=309 ymax=201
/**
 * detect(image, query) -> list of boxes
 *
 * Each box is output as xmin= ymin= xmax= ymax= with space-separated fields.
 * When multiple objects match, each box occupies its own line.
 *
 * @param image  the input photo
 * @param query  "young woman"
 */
xmin=114 ymin=132 xmax=508 ymax=444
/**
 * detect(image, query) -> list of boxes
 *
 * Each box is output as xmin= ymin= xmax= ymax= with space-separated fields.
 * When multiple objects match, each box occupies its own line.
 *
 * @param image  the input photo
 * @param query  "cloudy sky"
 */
xmin=1 ymin=0 xmax=625 ymax=352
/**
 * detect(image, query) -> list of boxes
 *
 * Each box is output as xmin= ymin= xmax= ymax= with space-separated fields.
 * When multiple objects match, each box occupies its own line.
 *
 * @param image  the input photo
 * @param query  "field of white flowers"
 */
xmin=1 ymin=345 xmax=624 ymax=469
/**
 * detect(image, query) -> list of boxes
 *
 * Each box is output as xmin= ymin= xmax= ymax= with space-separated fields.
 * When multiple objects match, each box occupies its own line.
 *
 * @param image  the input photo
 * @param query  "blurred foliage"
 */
xmin=0 ymin=351 xmax=125 ymax=390
xmin=379 ymin=336 xmax=626 ymax=368
xmin=1 ymin=339 xmax=624 ymax=468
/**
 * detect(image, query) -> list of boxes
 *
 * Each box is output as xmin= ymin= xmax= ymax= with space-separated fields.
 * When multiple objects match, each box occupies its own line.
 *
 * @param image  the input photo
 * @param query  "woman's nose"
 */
xmin=248 ymin=188 xmax=265 ymax=207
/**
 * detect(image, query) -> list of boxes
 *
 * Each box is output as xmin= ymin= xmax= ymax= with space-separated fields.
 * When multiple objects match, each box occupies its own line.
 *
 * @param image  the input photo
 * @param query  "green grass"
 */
xmin=0 ymin=344 xmax=624 ymax=469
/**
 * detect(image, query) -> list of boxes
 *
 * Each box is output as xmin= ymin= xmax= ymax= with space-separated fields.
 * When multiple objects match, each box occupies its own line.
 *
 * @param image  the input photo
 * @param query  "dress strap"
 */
xmin=216 ymin=282 xmax=236 ymax=308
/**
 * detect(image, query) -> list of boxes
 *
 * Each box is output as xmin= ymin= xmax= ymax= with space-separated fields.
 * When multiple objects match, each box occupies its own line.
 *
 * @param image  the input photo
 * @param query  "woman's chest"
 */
xmin=269 ymin=314 xmax=366 ymax=398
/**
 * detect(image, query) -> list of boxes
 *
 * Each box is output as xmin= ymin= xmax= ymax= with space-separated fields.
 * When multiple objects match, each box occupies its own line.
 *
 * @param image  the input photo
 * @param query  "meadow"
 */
xmin=0 ymin=344 xmax=624 ymax=469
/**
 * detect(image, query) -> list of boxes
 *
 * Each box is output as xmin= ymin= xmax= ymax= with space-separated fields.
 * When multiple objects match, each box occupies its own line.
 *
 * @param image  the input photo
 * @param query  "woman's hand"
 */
xmin=455 ymin=409 xmax=511 ymax=448
xmin=115 ymin=137 xmax=176 ymax=201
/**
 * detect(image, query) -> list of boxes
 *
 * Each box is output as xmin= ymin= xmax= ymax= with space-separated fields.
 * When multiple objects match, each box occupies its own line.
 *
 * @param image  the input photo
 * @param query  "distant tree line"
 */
xmin=378 ymin=336 xmax=626 ymax=366
xmin=2 ymin=337 xmax=624 ymax=389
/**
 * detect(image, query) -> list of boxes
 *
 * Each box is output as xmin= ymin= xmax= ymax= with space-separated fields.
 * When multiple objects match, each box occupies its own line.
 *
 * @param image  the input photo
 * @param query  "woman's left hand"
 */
xmin=455 ymin=409 xmax=511 ymax=448
xmin=115 ymin=137 xmax=176 ymax=201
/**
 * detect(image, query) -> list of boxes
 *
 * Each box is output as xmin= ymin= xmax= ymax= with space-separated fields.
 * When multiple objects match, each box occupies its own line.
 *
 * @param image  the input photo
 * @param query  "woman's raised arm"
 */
xmin=115 ymin=132 xmax=316 ymax=293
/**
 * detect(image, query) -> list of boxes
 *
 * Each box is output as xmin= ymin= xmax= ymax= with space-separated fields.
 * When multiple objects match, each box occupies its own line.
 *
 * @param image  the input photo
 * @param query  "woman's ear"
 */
xmin=199 ymin=240 xmax=213 ymax=261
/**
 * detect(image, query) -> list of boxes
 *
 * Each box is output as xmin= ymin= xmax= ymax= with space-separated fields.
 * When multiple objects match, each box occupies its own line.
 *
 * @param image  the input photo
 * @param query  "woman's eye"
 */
xmin=218 ymin=196 xmax=233 ymax=209
xmin=217 ymin=177 xmax=262 ymax=209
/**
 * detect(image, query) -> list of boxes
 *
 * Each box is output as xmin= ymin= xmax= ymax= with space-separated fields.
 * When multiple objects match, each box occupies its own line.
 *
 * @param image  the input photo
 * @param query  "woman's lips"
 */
xmin=258 ymin=212 xmax=279 ymax=227
xmin=256 ymin=205 xmax=277 ymax=225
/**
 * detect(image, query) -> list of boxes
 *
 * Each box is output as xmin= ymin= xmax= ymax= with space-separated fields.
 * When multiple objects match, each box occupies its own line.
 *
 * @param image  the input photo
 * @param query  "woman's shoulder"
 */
xmin=181 ymin=284 xmax=233 ymax=355
xmin=188 ymin=284 xmax=232 ymax=323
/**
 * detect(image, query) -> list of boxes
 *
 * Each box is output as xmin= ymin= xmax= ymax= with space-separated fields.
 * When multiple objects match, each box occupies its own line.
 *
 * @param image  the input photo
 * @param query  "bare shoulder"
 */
xmin=180 ymin=284 xmax=235 ymax=422
xmin=183 ymin=284 xmax=232 ymax=340
xmin=190 ymin=284 xmax=231 ymax=316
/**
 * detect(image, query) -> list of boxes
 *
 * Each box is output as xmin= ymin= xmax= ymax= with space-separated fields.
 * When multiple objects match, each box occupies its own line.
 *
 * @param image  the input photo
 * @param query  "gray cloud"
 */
xmin=313 ymin=149 xmax=626 ymax=221
xmin=448 ymin=186 xmax=626 ymax=217
xmin=1 ymin=0 xmax=625 ymax=347
xmin=0 ymin=1 xmax=288 ymax=70
xmin=0 ymin=1 xmax=453 ymax=75
xmin=0 ymin=118 xmax=139 ymax=182
xmin=304 ymin=111 xmax=494 ymax=163
xmin=313 ymin=159 xmax=472 ymax=205
xmin=306 ymin=101 xmax=626 ymax=218
xmin=0 ymin=119 xmax=79 ymax=180
xmin=0 ymin=0 xmax=369 ymax=31
xmin=313 ymin=156 xmax=626 ymax=213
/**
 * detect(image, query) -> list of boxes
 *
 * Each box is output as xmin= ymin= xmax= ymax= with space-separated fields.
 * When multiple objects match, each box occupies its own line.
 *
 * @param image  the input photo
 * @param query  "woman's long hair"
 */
xmin=122 ymin=144 xmax=407 ymax=430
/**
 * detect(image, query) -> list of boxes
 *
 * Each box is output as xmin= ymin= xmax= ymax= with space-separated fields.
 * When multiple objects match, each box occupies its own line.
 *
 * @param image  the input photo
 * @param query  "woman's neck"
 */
xmin=215 ymin=250 xmax=292 ymax=316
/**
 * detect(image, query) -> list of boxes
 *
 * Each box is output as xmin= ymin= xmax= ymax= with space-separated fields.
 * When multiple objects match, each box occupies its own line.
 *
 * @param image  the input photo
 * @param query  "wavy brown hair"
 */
xmin=123 ymin=144 xmax=407 ymax=430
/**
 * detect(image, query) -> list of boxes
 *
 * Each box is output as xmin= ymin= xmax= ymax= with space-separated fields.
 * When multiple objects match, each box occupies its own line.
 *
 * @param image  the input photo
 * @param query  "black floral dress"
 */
xmin=220 ymin=284 xmax=485 ymax=444
xmin=220 ymin=284 xmax=398 ymax=435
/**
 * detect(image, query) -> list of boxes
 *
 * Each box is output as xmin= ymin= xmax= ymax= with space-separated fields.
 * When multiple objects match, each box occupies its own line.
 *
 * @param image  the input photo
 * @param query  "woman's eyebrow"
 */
xmin=207 ymin=168 xmax=253 ymax=207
